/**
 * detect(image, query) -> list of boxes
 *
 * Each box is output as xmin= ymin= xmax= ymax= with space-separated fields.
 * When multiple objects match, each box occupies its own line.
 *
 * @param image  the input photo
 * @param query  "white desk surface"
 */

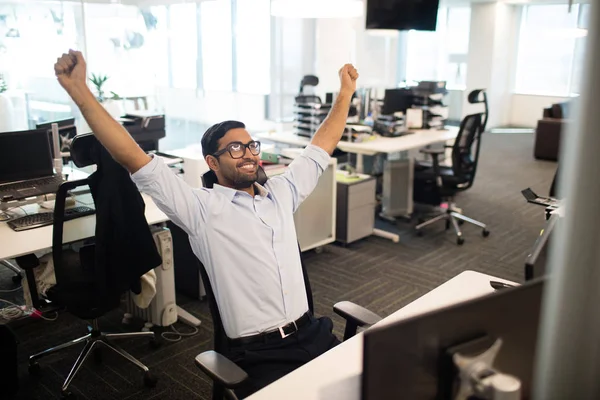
xmin=0 ymin=194 xmax=168 ymax=261
xmin=247 ymin=270 xmax=517 ymax=400
xmin=255 ymin=126 xmax=459 ymax=156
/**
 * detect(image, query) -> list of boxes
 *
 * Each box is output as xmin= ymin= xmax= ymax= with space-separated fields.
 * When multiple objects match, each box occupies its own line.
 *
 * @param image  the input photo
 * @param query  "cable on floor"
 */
xmin=161 ymin=323 xmax=200 ymax=342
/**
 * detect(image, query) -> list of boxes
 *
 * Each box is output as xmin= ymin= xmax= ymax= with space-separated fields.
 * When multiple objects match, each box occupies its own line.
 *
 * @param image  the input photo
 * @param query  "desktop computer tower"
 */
xmin=125 ymin=227 xmax=178 ymax=327
xmin=382 ymin=158 xmax=413 ymax=217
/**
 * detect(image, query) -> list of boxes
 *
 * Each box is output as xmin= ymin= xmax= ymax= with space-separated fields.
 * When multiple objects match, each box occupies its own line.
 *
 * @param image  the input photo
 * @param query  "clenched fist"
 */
xmin=339 ymin=64 xmax=359 ymax=96
xmin=54 ymin=49 xmax=87 ymax=94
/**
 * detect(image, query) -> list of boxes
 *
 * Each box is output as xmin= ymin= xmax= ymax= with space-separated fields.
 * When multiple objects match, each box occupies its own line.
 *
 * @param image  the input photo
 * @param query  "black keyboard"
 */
xmin=0 ymin=175 xmax=63 ymax=193
xmin=8 ymin=206 xmax=96 ymax=232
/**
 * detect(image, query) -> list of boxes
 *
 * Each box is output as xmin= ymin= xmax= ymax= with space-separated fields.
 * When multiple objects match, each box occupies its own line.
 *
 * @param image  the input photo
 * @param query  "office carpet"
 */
xmin=0 ymin=132 xmax=557 ymax=400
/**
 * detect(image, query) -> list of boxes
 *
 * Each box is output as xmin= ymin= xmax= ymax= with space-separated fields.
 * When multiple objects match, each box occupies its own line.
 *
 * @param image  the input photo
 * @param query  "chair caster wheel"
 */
xmin=458 ymin=220 xmax=465 ymax=226
xmin=12 ymin=274 xmax=22 ymax=284
xmin=457 ymin=237 xmax=465 ymax=245
xmin=416 ymin=230 xmax=423 ymax=237
xmin=28 ymin=361 xmax=41 ymax=376
xmin=482 ymin=229 xmax=490 ymax=237
xmin=144 ymin=371 xmax=158 ymax=388
xmin=61 ymin=390 xmax=75 ymax=399
xmin=445 ymin=220 xmax=450 ymax=230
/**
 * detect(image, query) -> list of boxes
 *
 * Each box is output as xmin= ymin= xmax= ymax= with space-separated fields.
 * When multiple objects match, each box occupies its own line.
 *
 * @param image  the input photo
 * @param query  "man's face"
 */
xmin=210 ymin=128 xmax=260 ymax=189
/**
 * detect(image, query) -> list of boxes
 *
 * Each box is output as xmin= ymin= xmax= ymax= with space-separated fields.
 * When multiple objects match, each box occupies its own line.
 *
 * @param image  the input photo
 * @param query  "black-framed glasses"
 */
xmin=212 ymin=140 xmax=261 ymax=159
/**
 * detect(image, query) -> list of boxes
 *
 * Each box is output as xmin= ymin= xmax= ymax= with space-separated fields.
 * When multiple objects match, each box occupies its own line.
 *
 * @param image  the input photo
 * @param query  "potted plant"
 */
xmin=0 ymin=74 xmax=15 ymax=132
xmin=90 ymin=73 xmax=123 ymax=118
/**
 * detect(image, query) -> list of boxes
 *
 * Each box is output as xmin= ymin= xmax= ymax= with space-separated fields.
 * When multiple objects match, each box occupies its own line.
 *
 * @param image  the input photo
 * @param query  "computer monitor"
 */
xmin=36 ymin=118 xmax=77 ymax=158
xmin=362 ymin=278 xmax=545 ymax=399
xmin=366 ymin=0 xmax=440 ymax=32
xmin=381 ymin=88 xmax=414 ymax=115
xmin=0 ymin=129 xmax=54 ymax=184
xmin=525 ymin=213 xmax=559 ymax=281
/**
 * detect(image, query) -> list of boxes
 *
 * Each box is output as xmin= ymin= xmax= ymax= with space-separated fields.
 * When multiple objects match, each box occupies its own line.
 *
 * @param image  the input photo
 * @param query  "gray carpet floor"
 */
xmin=0 ymin=132 xmax=557 ymax=400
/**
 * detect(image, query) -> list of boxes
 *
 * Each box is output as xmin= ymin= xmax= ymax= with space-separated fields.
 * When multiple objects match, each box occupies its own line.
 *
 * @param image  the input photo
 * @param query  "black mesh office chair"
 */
xmin=25 ymin=133 xmax=159 ymax=398
xmin=413 ymin=89 xmax=490 ymax=245
xmin=191 ymin=168 xmax=382 ymax=400
xmin=295 ymin=75 xmax=321 ymax=105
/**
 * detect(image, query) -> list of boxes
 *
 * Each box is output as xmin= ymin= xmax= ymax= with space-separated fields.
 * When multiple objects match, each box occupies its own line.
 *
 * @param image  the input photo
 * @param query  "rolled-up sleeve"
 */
xmin=269 ymin=144 xmax=331 ymax=212
xmin=131 ymin=155 xmax=206 ymax=236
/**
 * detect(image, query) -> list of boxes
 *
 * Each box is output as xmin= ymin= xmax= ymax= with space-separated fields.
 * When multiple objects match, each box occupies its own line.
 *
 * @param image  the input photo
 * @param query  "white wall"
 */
xmin=509 ymin=94 xmax=571 ymax=127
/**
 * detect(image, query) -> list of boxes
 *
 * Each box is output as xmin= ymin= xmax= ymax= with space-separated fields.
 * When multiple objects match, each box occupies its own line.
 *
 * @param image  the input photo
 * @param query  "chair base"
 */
xmin=415 ymin=206 xmax=489 ymax=245
xmin=29 ymin=319 xmax=157 ymax=397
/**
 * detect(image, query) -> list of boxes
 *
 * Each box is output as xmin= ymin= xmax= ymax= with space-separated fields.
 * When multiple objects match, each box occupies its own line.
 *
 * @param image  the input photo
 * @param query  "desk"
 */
xmin=256 ymin=127 xmax=459 ymax=172
xmin=247 ymin=270 xmax=517 ymax=400
xmin=256 ymin=128 xmax=459 ymax=236
xmin=0 ymin=193 xmax=168 ymax=261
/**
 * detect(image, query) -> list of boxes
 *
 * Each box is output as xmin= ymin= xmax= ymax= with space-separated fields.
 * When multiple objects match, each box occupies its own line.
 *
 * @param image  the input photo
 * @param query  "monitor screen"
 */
xmin=0 ymin=129 xmax=54 ymax=184
xmin=366 ymin=0 xmax=440 ymax=31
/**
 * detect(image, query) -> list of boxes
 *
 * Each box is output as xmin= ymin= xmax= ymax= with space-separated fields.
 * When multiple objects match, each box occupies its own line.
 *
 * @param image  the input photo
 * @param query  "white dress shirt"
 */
xmin=131 ymin=144 xmax=330 ymax=338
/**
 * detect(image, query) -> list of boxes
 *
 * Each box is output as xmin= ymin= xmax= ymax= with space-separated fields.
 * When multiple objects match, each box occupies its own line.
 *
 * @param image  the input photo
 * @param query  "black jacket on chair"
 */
xmin=87 ymin=144 xmax=162 ymax=298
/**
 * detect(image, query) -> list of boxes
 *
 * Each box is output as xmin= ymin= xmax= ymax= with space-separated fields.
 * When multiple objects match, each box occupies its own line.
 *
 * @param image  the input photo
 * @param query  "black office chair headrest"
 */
xmin=70 ymin=132 xmax=101 ymax=168
xmin=299 ymin=75 xmax=319 ymax=94
xmin=201 ymin=166 xmax=268 ymax=189
xmin=468 ymin=89 xmax=487 ymax=104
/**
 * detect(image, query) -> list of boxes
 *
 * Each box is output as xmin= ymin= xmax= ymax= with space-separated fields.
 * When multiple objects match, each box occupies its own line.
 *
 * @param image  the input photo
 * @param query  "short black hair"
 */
xmin=201 ymin=120 xmax=246 ymax=158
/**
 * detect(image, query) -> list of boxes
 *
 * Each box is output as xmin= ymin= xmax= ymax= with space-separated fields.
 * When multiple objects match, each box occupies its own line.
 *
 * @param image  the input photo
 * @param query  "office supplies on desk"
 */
xmin=362 ymin=278 xmax=544 ymax=399
xmin=0 ymin=129 xmax=64 ymax=201
xmin=7 ymin=206 xmax=95 ymax=232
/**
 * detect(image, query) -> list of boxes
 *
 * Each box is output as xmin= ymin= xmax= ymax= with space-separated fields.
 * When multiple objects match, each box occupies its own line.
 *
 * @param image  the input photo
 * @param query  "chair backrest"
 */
xmin=450 ymin=112 xmax=484 ymax=190
xmin=198 ymin=166 xmax=314 ymax=354
xmin=299 ymin=75 xmax=319 ymax=94
xmin=52 ymin=133 xmax=103 ymax=292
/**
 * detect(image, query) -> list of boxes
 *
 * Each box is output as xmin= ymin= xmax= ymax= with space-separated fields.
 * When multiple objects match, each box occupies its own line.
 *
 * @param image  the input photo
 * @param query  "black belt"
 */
xmin=228 ymin=312 xmax=311 ymax=347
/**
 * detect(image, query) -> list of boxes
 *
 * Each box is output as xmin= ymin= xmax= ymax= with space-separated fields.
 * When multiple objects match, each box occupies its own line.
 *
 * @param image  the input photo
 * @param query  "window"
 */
xmin=0 ymin=1 xmax=84 ymax=128
xmin=168 ymin=3 xmax=197 ymax=89
xmin=405 ymin=7 xmax=471 ymax=89
xmin=515 ymin=4 xmax=589 ymax=96
xmin=235 ymin=0 xmax=270 ymax=94
xmin=200 ymin=0 xmax=232 ymax=91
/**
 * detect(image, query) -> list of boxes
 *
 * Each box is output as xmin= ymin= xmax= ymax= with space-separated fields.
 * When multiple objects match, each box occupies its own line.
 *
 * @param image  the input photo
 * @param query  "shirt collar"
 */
xmin=213 ymin=182 xmax=270 ymax=202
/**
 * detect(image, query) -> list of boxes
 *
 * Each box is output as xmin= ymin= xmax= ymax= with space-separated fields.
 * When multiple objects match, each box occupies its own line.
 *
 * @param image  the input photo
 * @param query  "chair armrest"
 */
xmin=195 ymin=351 xmax=249 ymax=389
xmin=334 ymin=301 xmax=382 ymax=340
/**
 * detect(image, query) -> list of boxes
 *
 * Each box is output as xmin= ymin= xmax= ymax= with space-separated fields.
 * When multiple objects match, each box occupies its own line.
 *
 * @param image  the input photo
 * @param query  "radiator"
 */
xmin=125 ymin=227 xmax=178 ymax=327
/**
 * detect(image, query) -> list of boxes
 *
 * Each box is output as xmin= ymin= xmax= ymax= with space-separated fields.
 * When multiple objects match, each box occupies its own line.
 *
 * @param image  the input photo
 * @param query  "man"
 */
xmin=54 ymin=50 xmax=358 ymax=396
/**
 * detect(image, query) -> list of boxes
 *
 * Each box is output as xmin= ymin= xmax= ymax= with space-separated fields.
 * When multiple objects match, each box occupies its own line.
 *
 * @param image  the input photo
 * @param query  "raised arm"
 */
xmin=310 ymin=64 xmax=359 ymax=155
xmin=54 ymin=50 xmax=150 ymax=174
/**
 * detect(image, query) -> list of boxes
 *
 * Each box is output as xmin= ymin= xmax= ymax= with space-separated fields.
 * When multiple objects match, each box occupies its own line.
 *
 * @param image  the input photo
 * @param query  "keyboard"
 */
xmin=0 ymin=175 xmax=63 ymax=193
xmin=8 ymin=206 xmax=95 ymax=232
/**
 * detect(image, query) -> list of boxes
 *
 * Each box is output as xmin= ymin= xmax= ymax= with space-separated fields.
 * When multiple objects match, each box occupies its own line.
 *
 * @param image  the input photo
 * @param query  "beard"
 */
xmin=232 ymin=171 xmax=258 ymax=189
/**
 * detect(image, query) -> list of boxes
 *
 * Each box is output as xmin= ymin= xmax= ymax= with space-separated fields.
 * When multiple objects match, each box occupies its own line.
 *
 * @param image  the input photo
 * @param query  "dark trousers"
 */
xmin=228 ymin=315 xmax=340 ymax=399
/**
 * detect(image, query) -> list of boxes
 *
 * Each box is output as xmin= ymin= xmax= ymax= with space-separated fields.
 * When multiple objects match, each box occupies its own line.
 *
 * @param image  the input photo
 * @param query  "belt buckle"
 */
xmin=278 ymin=320 xmax=298 ymax=339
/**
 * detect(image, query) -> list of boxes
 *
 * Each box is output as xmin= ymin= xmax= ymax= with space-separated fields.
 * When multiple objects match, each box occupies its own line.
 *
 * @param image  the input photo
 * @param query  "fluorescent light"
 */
xmin=271 ymin=0 xmax=364 ymax=19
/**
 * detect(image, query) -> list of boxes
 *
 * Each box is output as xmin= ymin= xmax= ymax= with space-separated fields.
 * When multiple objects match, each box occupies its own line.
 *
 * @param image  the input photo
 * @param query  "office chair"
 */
xmin=25 ymin=133 xmax=158 ymax=399
xmin=191 ymin=167 xmax=382 ymax=400
xmin=413 ymin=89 xmax=490 ymax=245
xmin=295 ymin=75 xmax=321 ymax=105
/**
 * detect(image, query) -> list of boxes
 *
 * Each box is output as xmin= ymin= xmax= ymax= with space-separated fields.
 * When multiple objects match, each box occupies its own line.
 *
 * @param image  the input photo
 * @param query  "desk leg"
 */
xmin=356 ymin=154 xmax=365 ymax=174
